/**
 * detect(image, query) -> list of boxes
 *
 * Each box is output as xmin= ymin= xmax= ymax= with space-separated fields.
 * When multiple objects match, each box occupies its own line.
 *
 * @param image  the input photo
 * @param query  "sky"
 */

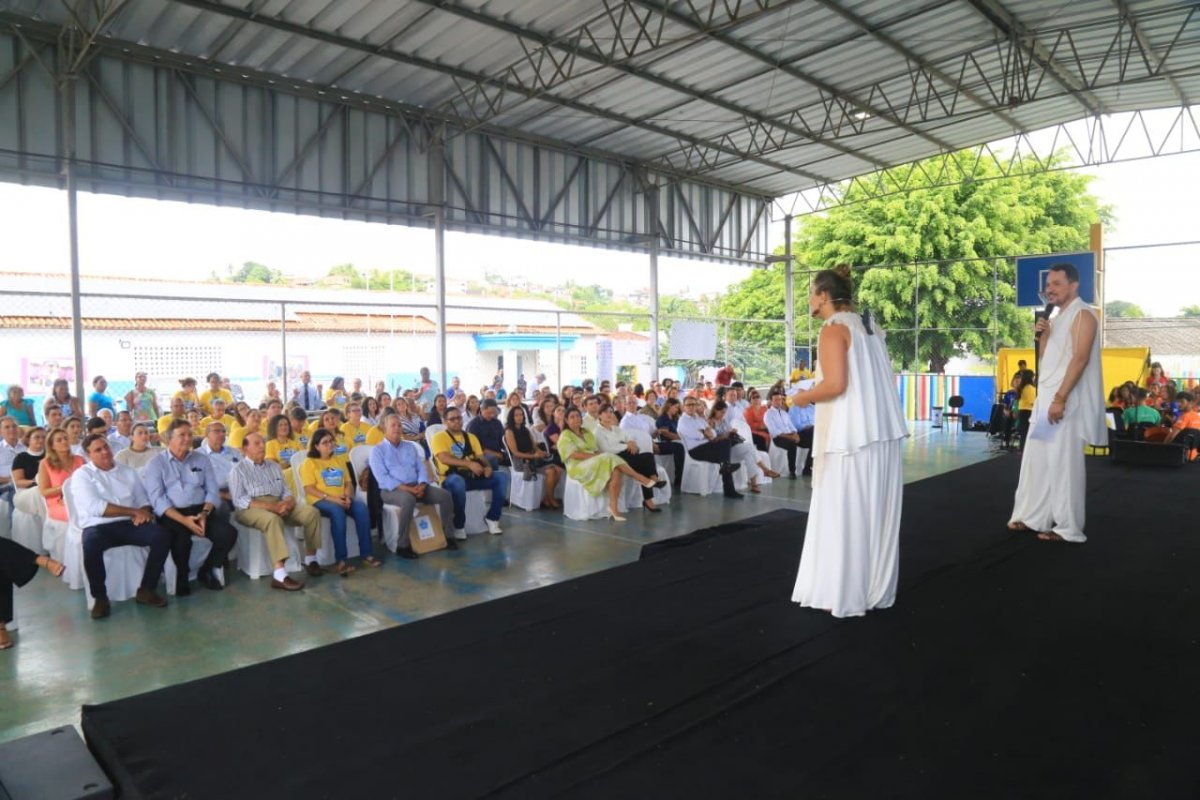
xmin=0 ymin=118 xmax=1197 ymax=316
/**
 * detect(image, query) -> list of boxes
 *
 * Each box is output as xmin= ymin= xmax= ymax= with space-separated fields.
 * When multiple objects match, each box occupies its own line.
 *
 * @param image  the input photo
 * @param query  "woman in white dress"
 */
xmin=790 ymin=266 xmax=908 ymax=618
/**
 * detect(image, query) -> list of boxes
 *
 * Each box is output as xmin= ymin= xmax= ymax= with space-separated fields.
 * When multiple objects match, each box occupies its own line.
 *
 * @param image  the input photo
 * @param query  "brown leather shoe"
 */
xmin=90 ymin=598 xmax=111 ymax=619
xmin=304 ymin=561 xmax=326 ymax=577
xmin=135 ymin=588 xmax=167 ymax=608
xmin=270 ymin=576 xmax=305 ymax=591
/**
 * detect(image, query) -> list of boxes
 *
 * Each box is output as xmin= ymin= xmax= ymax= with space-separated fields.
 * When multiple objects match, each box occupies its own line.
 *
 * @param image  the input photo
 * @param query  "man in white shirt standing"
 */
xmin=72 ymin=433 xmax=172 ymax=619
xmin=677 ymin=397 xmax=742 ymax=499
xmin=764 ymin=391 xmax=803 ymax=478
xmin=107 ymin=411 xmax=134 ymax=454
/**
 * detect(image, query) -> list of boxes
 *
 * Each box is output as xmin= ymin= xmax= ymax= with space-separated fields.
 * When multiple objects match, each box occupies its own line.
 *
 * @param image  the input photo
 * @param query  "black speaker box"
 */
xmin=1111 ymin=439 xmax=1188 ymax=467
xmin=0 ymin=727 xmax=112 ymax=799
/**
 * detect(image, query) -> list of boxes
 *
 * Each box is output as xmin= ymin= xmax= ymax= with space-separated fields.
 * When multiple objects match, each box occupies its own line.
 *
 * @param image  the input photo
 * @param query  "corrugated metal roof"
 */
xmin=1 ymin=0 xmax=1195 ymax=198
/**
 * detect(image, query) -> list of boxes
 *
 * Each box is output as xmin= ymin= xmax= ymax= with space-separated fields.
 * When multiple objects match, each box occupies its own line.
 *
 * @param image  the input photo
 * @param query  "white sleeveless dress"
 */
xmin=791 ymin=312 xmax=909 ymax=618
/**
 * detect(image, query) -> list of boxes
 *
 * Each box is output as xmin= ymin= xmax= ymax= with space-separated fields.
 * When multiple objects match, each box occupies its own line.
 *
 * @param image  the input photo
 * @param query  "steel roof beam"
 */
xmin=408 ymin=0 xmax=890 ymax=170
xmin=1111 ymin=0 xmax=1190 ymax=106
xmin=626 ymin=0 xmax=957 ymax=152
xmin=164 ymin=0 xmax=829 ymax=185
xmin=964 ymin=0 xmax=1104 ymax=116
xmin=812 ymin=0 xmax=1023 ymax=131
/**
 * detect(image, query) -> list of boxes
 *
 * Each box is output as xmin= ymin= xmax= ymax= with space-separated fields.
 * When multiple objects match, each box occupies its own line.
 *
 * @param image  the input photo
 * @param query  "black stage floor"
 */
xmin=82 ymin=456 xmax=1200 ymax=799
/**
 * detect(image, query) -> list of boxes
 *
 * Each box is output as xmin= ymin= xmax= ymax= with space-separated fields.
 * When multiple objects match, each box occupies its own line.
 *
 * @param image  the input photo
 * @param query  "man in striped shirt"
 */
xmin=229 ymin=432 xmax=323 ymax=591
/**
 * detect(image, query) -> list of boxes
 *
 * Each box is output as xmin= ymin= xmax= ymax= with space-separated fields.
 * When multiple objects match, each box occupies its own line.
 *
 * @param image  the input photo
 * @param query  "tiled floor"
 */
xmin=0 ymin=423 xmax=1000 ymax=743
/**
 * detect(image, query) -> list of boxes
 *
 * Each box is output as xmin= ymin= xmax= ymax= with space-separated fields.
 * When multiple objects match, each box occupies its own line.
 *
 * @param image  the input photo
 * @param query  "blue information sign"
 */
xmin=1015 ymin=252 xmax=1095 ymax=307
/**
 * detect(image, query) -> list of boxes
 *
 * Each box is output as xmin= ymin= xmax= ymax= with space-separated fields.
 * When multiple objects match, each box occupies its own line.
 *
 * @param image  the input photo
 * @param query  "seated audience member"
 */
xmin=426 ymin=394 xmax=449 ymax=426
xmin=677 ymin=397 xmax=742 ymax=499
xmin=324 ymin=377 xmax=349 ymax=410
xmin=654 ymin=398 xmax=686 ymax=490
xmin=369 ymin=414 xmax=455 ymax=558
xmin=1146 ymin=362 xmax=1169 ymax=390
xmin=581 ymin=395 xmax=602 ymax=432
xmin=709 ymin=400 xmax=775 ymax=493
xmin=85 ymin=416 xmax=109 ymax=447
xmin=0 ymin=538 xmax=65 ymax=649
xmin=64 ymin=416 xmax=85 ymax=457
xmin=42 ymin=405 xmax=64 ymax=433
xmin=431 ymin=408 xmax=509 ymax=537
xmin=395 ymin=399 xmax=426 ymax=454
xmin=786 ymin=385 xmax=817 ymax=475
xmin=37 ymin=428 xmax=85 ymax=522
xmin=174 ymin=377 xmax=201 ymax=413
xmin=764 ymin=391 xmax=805 ymax=478
xmin=725 ymin=383 xmax=749 ymax=419
xmin=1123 ymin=388 xmax=1162 ymax=428
xmin=462 ymin=395 xmax=481 ymax=426
xmin=0 ymin=416 xmax=23 ymax=506
xmin=533 ymin=396 xmax=557 ymax=434
xmin=114 ymin=424 xmax=157 ymax=472
xmin=641 ymin=390 xmax=659 ymax=416
xmin=199 ymin=398 xmax=237 ymax=435
xmin=107 ymin=411 xmax=134 ymax=454
xmin=261 ymin=399 xmax=284 ymax=434
xmin=301 ymin=428 xmax=378 ymax=575
xmin=200 ymin=420 xmax=239 ymax=517
xmin=501 ymin=393 xmax=527 ymax=427
xmin=467 ymin=399 xmax=508 ymax=468
xmin=445 ymin=376 xmax=462 ymax=399
xmin=361 ymin=396 xmax=381 ymax=427
xmin=1163 ymin=392 xmax=1200 ymax=457
xmin=265 ymin=412 xmax=302 ymax=470
xmin=199 ymin=373 xmax=233 ymax=416
xmin=157 ymin=397 xmax=188 ymax=444
xmin=143 ymin=420 xmax=235 ymax=594
xmin=229 ymin=432 xmax=324 ymax=590
xmin=288 ymin=407 xmax=311 ymax=449
xmin=44 ymin=378 xmax=84 ymax=420
xmin=1 ymin=385 xmax=37 ymax=427
xmin=73 ymin=433 xmax=172 ymax=618
xmin=619 ymin=395 xmax=655 ymax=437
xmin=11 ymin=427 xmax=46 ymax=490
xmin=558 ymin=408 xmax=662 ymax=520
xmin=744 ymin=389 xmax=770 ymax=451
xmin=543 ymin=405 xmax=566 ymax=467
xmin=87 ymin=375 xmax=116 ymax=419
xmin=504 ymin=406 xmax=562 ymax=509
xmin=594 ymin=406 xmax=662 ymax=512
xmin=230 ymin=409 xmax=264 ymax=450
xmin=340 ymin=402 xmax=372 ymax=450
xmin=260 ymin=381 xmax=282 ymax=407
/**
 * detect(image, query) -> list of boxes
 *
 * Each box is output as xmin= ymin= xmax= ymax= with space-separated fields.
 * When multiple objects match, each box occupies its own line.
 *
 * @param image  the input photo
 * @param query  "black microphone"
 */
xmin=1034 ymin=301 xmax=1055 ymax=339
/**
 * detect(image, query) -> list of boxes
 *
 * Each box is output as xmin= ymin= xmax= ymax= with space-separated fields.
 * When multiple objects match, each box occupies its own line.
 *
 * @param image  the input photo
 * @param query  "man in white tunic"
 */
xmin=1008 ymin=263 xmax=1106 ymax=543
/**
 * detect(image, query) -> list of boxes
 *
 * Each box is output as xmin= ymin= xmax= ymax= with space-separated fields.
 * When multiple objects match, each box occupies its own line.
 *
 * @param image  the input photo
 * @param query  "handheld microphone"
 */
xmin=1035 ymin=301 xmax=1055 ymax=339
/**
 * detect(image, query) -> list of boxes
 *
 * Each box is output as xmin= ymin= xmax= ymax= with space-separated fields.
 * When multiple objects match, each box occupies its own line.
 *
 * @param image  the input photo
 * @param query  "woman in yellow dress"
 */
xmin=557 ymin=407 xmax=662 ymax=522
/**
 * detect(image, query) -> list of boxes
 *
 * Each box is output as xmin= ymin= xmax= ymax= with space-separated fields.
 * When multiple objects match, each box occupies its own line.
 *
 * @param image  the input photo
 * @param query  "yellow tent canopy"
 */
xmin=996 ymin=347 xmax=1150 ymax=398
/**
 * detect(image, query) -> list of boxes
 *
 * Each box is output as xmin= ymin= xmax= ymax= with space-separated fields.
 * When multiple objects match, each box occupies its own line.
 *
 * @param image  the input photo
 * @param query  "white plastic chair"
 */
xmin=62 ymin=477 xmax=147 ymax=609
xmin=233 ymin=518 xmax=304 ymax=578
xmin=162 ymin=535 xmax=222 ymax=595
xmin=681 ymin=447 xmax=722 ymax=496
xmin=768 ymin=440 xmax=791 ymax=476
xmin=291 ymin=452 xmax=360 ymax=565
xmin=625 ymin=430 xmax=672 ymax=507
xmin=29 ymin=487 xmax=69 ymax=562
xmin=10 ymin=487 xmax=46 ymax=554
xmin=562 ymin=474 xmax=611 ymax=521
xmin=504 ymin=433 xmax=546 ymax=512
xmin=357 ymin=441 xmax=439 ymax=552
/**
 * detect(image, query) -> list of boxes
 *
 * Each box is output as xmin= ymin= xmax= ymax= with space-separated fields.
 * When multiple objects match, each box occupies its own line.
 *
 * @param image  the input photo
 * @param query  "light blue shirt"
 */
xmin=789 ymin=403 xmax=815 ymax=431
xmin=143 ymin=448 xmax=221 ymax=516
xmin=369 ymin=438 xmax=427 ymax=491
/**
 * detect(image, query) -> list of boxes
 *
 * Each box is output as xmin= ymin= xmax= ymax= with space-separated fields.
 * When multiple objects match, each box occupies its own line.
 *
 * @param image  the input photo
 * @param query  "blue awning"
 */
xmin=473 ymin=333 xmax=578 ymax=351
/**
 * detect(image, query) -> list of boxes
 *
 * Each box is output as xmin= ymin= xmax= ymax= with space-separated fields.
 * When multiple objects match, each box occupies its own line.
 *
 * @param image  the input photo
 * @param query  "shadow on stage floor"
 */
xmin=82 ymin=456 xmax=1200 ymax=799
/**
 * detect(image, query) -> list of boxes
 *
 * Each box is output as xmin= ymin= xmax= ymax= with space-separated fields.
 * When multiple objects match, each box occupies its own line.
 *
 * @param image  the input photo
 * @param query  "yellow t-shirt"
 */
xmin=340 ymin=421 xmax=372 ymax=449
xmin=198 ymin=413 xmax=237 ymax=433
xmin=229 ymin=422 xmax=261 ymax=449
xmin=325 ymin=389 xmax=349 ymax=409
xmin=1018 ymin=384 xmax=1036 ymax=412
xmin=300 ymin=457 xmax=349 ymax=498
xmin=266 ymin=437 xmax=303 ymax=467
xmin=305 ymin=419 xmax=321 ymax=436
xmin=157 ymin=414 xmax=185 ymax=435
xmin=365 ymin=426 xmax=385 ymax=446
xmin=198 ymin=388 xmax=234 ymax=416
xmin=173 ymin=390 xmax=200 ymax=412
xmin=430 ymin=429 xmax=485 ymax=477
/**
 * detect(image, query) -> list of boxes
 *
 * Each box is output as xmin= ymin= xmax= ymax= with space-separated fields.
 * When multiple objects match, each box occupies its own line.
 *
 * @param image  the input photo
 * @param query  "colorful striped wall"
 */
xmin=896 ymin=374 xmax=960 ymax=421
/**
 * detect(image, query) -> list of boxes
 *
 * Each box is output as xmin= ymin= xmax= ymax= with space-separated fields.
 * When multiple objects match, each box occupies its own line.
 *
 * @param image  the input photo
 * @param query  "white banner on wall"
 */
xmin=667 ymin=321 xmax=718 ymax=361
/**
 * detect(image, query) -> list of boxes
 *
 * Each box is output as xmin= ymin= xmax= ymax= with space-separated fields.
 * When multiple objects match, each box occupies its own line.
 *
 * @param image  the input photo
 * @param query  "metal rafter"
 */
xmin=965 ymin=0 xmax=1105 ymax=116
xmin=163 ymin=0 xmax=831 ymax=185
xmin=409 ymin=0 xmax=890 ymax=171
xmin=775 ymin=105 xmax=1200 ymax=218
xmin=1111 ymin=0 xmax=1190 ymax=106
xmin=626 ymin=0 xmax=957 ymax=151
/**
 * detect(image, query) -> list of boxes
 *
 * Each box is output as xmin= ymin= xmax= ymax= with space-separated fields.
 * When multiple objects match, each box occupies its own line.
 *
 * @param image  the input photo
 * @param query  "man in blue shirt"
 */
xmin=143 ymin=419 xmax=236 ymax=593
xmin=786 ymin=381 xmax=816 ymax=476
xmin=466 ymin=399 xmax=509 ymax=467
xmin=369 ymin=414 xmax=455 ymax=559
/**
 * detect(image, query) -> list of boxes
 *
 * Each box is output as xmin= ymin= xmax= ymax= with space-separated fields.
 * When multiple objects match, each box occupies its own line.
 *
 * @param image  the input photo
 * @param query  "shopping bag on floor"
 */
xmin=408 ymin=505 xmax=447 ymax=554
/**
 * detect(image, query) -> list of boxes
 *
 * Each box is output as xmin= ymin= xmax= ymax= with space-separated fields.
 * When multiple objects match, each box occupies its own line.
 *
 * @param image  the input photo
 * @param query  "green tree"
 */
xmin=1105 ymin=300 xmax=1145 ymax=318
xmin=1180 ymin=305 xmax=1200 ymax=318
xmin=720 ymin=150 xmax=1112 ymax=372
xmin=230 ymin=261 xmax=284 ymax=284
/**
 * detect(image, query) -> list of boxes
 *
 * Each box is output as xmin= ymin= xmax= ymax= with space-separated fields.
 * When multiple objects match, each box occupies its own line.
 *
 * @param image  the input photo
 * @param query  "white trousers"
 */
xmin=1009 ymin=429 xmax=1087 ymax=542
